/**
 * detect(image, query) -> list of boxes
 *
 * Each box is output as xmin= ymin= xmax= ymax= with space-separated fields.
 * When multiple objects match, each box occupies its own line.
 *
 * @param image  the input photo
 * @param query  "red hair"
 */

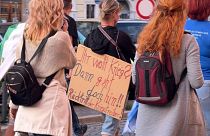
xmin=137 ymin=0 xmax=187 ymax=58
xmin=188 ymin=0 xmax=210 ymax=20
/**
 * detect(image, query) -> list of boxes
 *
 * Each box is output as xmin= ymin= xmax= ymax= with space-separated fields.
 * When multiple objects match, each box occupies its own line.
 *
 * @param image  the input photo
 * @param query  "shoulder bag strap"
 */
xmin=21 ymin=30 xmax=57 ymax=90
xmin=176 ymin=67 xmax=198 ymax=97
xmin=176 ymin=68 xmax=187 ymax=88
xmin=98 ymin=26 xmax=126 ymax=60
xmin=21 ymin=30 xmax=57 ymax=63
xmin=176 ymin=31 xmax=192 ymax=89
xmin=40 ymin=71 xmax=57 ymax=92
xmin=98 ymin=26 xmax=118 ymax=47
xmin=37 ymin=30 xmax=57 ymax=90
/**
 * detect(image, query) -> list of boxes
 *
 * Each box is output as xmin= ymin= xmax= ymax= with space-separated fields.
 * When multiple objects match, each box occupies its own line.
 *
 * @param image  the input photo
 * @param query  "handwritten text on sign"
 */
xmin=68 ymin=45 xmax=131 ymax=120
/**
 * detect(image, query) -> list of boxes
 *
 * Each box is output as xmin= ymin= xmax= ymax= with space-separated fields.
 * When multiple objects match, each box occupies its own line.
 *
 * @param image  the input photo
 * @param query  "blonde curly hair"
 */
xmin=25 ymin=0 xmax=64 ymax=41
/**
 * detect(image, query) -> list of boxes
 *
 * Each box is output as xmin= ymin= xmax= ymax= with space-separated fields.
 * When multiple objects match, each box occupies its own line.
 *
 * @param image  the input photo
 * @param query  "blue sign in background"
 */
xmin=95 ymin=0 xmax=101 ymax=4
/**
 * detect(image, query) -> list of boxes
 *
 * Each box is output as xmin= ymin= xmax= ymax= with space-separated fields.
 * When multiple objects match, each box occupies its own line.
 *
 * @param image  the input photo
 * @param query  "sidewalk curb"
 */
xmin=79 ymin=111 xmax=129 ymax=124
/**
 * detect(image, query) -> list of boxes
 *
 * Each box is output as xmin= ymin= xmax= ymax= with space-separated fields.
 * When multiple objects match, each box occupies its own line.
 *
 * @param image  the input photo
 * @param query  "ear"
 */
xmin=114 ymin=11 xmax=120 ymax=19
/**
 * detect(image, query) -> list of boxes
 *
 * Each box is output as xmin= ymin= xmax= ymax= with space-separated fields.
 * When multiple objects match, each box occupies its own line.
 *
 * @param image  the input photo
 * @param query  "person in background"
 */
xmin=9 ymin=0 xmax=77 ymax=135
xmin=132 ymin=0 xmax=205 ymax=135
xmin=84 ymin=0 xmax=136 ymax=135
xmin=0 ymin=25 xmax=26 ymax=135
xmin=185 ymin=0 xmax=210 ymax=135
xmin=63 ymin=0 xmax=78 ymax=48
xmin=63 ymin=0 xmax=88 ymax=136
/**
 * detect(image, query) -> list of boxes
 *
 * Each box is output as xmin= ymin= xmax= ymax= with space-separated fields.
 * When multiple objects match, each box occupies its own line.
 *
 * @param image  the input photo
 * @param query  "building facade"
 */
xmin=0 ymin=0 xmax=157 ymax=22
xmin=0 ymin=0 xmax=30 ymax=22
xmin=0 ymin=0 xmax=22 ymax=22
xmin=72 ymin=0 xmax=140 ymax=20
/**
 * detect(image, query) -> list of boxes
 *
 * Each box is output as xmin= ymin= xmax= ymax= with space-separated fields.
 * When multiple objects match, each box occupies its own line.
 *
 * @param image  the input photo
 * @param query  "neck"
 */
xmin=101 ymin=21 xmax=115 ymax=27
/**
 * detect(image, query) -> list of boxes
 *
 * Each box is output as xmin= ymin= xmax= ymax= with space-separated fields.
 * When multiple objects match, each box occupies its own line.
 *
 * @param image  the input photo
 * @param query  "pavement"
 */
xmin=73 ymin=105 xmax=134 ymax=136
xmin=1 ymin=104 xmax=135 ymax=136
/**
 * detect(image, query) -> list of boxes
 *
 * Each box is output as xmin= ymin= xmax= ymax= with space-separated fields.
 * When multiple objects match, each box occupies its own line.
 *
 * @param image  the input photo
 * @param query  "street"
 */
xmin=76 ymin=120 xmax=135 ymax=136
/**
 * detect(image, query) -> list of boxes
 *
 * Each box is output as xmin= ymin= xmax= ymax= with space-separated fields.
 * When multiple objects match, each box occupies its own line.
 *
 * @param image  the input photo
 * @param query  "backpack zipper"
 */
xmin=15 ymin=65 xmax=34 ymax=82
xmin=7 ymin=72 xmax=27 ymax=89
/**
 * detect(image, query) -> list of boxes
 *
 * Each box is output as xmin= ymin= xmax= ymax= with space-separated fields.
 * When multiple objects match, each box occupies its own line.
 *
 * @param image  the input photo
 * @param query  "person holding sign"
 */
xmin=132 ymin=0 xmax=205 ymax=135
xmin=84 ymin=0 xmax=135 ymax=135
xmin=62 ymin=0 xmax=88 ymax=135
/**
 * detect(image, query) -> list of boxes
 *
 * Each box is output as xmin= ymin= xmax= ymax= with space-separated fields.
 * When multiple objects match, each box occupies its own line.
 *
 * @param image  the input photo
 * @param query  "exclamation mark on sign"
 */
xmin=117 ymin=94 xmax=124 ymax=107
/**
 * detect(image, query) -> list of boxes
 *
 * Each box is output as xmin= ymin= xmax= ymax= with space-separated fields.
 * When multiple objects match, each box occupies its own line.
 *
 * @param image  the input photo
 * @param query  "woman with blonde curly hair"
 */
xmin=9 ymin=0 xmax=77 ymax=135
xmin=132 ymin=0 xmax=206 ymax=135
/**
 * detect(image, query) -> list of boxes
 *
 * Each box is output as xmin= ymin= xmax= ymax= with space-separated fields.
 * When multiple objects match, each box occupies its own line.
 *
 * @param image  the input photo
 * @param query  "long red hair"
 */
xmin=137 ymin=0 xmax=187 ymax=57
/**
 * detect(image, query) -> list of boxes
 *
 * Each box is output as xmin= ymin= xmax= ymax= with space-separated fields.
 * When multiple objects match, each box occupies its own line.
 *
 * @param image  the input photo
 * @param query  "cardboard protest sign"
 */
xmin=68 ymin=45 xmax=131 ymax=120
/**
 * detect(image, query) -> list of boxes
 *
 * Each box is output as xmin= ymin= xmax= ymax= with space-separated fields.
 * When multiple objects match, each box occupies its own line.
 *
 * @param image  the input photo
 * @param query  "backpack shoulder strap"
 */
xmin=21 ymin=30 xmax=57 ymax=63
xmin=21 ymin=30 xmax=57 ymax=91
xmin=176 ymin=32 xmax=190 ymax=85
xmin=184 ymin=31 xmax=191 ymax=35
xmin=176 ymin=68 xmax=187 ymax=88
xmin=176 ymin=67 xmax=198 ymax=97
xmin=40 ymin=71 xmax=57 ymax=92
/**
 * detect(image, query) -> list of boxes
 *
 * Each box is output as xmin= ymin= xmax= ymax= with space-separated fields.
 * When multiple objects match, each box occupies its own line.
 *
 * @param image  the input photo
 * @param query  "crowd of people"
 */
xmin=0 ymin=0 xmax=209 ymax=136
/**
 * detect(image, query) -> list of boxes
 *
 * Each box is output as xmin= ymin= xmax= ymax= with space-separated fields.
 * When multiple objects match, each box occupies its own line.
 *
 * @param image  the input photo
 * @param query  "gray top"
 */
xmin=132 ymin=34 xmax=206 ymax=136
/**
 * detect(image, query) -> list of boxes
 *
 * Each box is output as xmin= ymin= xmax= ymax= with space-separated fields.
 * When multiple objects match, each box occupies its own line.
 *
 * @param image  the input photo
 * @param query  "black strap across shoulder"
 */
xmin=21 ymin=30 xmax=57 ymax=89
xmin=21 ymin=30 xmax=57 ymax=63
xmin=40 ymin=71 xmax=57 ymax=92
xmin=98 ymin=26 xmax=126 ymax=61
xmin=176 ymin=67 xmax=198 ymax=97
xmin=176 ymin=32 xmax=191 ymax=88
xmin=176 ymin=68 xmax=187 ymax=88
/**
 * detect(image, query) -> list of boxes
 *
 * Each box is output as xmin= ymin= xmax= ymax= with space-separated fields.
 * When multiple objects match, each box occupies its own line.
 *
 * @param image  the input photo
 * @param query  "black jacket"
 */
xmin=84 ymin=26 xmax=135 ymax=63
xmin=84 ymin=26 xmax=136 ymax=100
xmin=65 ymin=13 xmax=78 ymax=47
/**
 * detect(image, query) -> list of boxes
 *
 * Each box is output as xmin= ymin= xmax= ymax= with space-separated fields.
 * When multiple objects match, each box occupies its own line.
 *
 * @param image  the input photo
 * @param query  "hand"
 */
xmin=65 ymin=69 xmax=72 ymax=80
xmin=9 ymin=108 xmax=18 ymax=120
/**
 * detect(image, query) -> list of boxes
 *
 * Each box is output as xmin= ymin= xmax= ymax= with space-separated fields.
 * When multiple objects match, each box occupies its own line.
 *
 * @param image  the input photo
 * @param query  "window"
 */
xmin=86 ymin=4 xmax=95 ymax=18
xmin=120 ymin=13 xmax=129 ymax=19
xmin=1 ymin=8 xmax=8 ymax=13
xmin=116 ymin=21 xmax=147 ymax=44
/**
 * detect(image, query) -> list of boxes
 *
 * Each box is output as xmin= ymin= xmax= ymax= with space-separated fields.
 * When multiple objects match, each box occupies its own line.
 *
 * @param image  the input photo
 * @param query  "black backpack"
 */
xmin=5 ymin=31 xmax=57 ymax=106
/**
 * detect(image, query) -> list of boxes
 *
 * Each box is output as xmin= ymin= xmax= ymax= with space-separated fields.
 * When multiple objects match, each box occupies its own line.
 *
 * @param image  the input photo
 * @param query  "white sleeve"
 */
xmin=0 ymin=23 xmax=25 ymax=81
xmin=132 ymin=51 xmax=140 ymax=84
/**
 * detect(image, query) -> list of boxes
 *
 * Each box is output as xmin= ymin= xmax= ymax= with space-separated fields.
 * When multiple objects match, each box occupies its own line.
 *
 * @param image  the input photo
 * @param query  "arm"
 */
xmin=44 ymin=31 xmax=77 ymax=71
xmin=9 ymin=101 xmax=19 ymax=119
xmin=58 ymin=32 xmax=77 ymax=69
xmin=119 ymin=32 xmax=136 ymax=63
xmin=132 ymin=51 xmax=140 ymax=84
xmin=67 ymin=17 xmax=78 ymax=47
xmin=186 ymin=36 xmax=204 ymax=89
